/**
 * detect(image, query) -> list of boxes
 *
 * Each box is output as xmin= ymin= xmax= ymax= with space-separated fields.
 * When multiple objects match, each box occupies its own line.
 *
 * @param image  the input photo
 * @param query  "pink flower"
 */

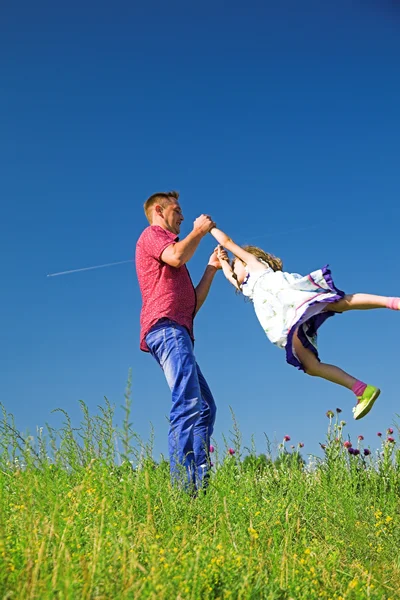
xmin=387 ymin=437 xmax=395 ymax=444
xmin=283 ymin=435 xmax=291 ymax=442
xmin=387 ymin=428 xmax=394 ymax=435
xmin=209 ymin=445 xmax=215 ymax=453
xmin=228 ymin=448 xmax=235 ymax=455
xmin=357 ymin=435 xmax=364 ymax=441
xmin=377 ymin=432 xmax=382 ymax=437
xmin=298 ymin=442 xmax=304 ymax=448
xmin=290 ymin=445 xmax=295 ymax=449
xmin=210 ymin=462 xmax=214 ymax=467
xmin=343 ymin=441 xmax=352 ymax=449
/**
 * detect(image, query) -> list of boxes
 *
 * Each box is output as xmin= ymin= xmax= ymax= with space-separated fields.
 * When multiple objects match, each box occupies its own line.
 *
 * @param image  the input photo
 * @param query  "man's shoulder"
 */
xmin=137 ymin=225 xmax=176 ymax=246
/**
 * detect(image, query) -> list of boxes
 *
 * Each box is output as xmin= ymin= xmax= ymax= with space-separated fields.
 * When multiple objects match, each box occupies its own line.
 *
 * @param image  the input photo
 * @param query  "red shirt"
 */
xmin=135 ymin=225 xmax=197 ymax=352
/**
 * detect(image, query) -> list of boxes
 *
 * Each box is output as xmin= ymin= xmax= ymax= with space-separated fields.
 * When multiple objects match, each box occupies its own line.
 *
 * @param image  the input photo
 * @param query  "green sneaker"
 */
xmin=352 ymin=385 xmax=380 ymax=420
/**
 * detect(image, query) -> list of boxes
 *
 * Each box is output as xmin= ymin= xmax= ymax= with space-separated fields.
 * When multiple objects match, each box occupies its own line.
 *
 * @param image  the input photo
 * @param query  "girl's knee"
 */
xmin=304 ymin=362 xmax=322 ymax=377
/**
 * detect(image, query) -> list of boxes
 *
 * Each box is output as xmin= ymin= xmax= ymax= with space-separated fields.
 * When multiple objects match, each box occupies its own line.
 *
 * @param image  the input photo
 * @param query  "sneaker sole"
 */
xmin=354 ymin=389 xmax=381 ymax=420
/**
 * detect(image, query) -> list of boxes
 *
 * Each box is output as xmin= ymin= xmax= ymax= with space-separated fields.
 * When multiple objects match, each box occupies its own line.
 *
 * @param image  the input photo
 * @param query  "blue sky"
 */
xmin=1 ymin=0 xmax=399 ymax=462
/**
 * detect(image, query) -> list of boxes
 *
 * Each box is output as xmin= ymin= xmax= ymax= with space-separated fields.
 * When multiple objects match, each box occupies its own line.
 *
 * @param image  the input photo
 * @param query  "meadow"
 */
xmin=1 ymin=385 xmax=400 ymax=600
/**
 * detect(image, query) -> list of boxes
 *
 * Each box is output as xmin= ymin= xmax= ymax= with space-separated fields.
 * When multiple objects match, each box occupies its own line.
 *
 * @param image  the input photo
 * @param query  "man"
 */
xmin=135 ymin=190 xmax=222 ymax=490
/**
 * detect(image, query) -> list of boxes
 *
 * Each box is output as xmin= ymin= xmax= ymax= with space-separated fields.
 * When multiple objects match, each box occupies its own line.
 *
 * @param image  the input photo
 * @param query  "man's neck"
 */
xmin=151 ymin=219 xmax=176 ymax=235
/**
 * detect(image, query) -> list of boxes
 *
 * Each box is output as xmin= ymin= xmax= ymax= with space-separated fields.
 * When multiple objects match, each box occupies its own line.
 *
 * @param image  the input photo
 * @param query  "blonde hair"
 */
xmin=143 ymin=190 xmax=180 ymax=224
xmin=241 ymin=245 xmax=283 ymax=271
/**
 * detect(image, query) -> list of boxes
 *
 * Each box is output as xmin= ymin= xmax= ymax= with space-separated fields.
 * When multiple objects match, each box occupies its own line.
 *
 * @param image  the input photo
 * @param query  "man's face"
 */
xmin=160 ymin=200 xmax=184 ymax=235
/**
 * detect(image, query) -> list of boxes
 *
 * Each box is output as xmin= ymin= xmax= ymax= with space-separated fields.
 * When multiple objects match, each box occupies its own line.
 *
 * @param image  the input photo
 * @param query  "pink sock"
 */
xmin=352 ymin=380 xmax=367 ymax=400
xmin=386 ymin=297 xmax=400 ymax=310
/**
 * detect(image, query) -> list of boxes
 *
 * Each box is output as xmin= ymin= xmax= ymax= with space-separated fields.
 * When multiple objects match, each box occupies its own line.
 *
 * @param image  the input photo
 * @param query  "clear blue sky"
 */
xmin=1 ymin=0 xmax=399 ymax=461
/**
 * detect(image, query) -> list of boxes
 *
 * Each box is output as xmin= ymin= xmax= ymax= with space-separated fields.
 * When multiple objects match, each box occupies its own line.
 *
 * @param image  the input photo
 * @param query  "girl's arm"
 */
xmin=210 ymin=227 xmax=263 ymax=269
xmin=216 ymin=248 xmax=238 ymax=288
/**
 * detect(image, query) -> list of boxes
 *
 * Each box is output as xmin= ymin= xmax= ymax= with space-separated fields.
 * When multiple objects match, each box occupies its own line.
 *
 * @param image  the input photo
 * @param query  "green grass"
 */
xmin=1 ymin=390 xmax=400 ymax=599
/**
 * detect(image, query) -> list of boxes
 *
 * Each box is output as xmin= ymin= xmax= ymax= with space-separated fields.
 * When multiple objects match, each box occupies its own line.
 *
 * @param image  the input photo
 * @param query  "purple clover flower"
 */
xmin=283 ymin=435 xmax=291 ymax=442
xmin=209 ymin=445 xmax=215 ymax=453
xmin=228 ymin=448 xmax=235 ymax=455
xmin=363 ymin=449 xmax=371 ymax=456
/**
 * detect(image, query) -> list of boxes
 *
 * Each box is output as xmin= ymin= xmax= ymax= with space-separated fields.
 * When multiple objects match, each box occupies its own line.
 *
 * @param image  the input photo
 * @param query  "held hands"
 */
xmin=193 ymin=214 xmax=216 ymax=237
xmin=208 ymin=245 xmax=229 ymax=269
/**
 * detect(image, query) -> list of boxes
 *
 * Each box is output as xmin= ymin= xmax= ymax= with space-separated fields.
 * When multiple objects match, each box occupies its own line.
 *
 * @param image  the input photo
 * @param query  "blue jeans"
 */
xmin=145 ymin=319 xmax=217 ymax=489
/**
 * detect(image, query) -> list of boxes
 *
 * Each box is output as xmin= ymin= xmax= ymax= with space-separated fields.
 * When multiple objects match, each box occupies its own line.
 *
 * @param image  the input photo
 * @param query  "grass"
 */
xmin=1 ymin=384 xmax=400 ymax=599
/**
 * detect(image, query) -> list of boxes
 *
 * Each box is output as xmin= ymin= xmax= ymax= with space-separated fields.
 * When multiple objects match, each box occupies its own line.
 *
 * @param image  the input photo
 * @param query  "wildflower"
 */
xmin=387 ymin=437 xmax=395 ymax=444
xmin=348 ymin=447 xmax=356 ymax=455
xmin=210 ymin=462 xmax=214 ymax=467
xmin=298 ymin=442 xmax=304 ymax=448
xmin=387 ymin=428 xmax=394 ymax=435
xmin=363 ymin=448 xmax=371 ymax=456
xmin=228 ymin=448 xmax=235 ymax=455
xmin=343 ymin=441 xmax=352 ymax=449
xmin=353 ymin=449 xmax=360 ymax=455
xmin=209 ymin=445 xmax=215 ymax=453
xmin=283 ymin=435 xmax=290 ymax=442
xmin=357 ymin=435 xmax=364 ymax=441
xmin=377 ymin=432 xmax=382 ymax=437
xmin=340 ymin=421 xmax=346 ymax=426
xmin=319 ymin=443 xmax=326 ymax=450
xmin=290 ymin=445 xmax=295 ymax=449
xmin=326 ymin=410 xmax=334 ymax=418
xmin=336 ymin=407 xmax=342 ymax=413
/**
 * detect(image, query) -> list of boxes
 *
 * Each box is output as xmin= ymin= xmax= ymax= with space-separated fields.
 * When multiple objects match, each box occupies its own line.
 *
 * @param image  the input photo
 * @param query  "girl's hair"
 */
xmin=241 ymin=245 xmax=283 ymax=271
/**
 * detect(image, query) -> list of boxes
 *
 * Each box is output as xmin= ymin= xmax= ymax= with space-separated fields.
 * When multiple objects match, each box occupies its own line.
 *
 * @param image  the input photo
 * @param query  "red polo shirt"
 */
xmin=135 ymin=225 xmax=197 ymax=352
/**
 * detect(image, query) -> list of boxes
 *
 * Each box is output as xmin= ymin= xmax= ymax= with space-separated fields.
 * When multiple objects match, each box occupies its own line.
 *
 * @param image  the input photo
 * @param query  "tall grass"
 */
xmin=1 ymin=385 xmax=400 ymax=599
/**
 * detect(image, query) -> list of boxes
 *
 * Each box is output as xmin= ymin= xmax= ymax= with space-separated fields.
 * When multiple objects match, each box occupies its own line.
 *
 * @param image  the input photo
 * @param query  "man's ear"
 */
xmin=155 ymin=204 xmax=163 ymax=216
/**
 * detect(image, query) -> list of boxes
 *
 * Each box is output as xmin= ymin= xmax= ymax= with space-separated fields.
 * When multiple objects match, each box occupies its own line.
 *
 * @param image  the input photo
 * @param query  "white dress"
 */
xmin=241 ymin=263 xmax=345 ymax=370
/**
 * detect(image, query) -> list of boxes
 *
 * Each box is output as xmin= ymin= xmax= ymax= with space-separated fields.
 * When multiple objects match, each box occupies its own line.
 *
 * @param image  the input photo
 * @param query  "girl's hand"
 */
xmin=208 ymin=246 xmax=228 ymax=269
xmin=216 ymin=245 xmax=229 ymax=262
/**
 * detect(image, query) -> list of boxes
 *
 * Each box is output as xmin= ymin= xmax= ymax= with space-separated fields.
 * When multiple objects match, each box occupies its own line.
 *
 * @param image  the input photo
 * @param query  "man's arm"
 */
xmin=161 ymin=215 xmax=215 ymax=268
xmin=194 ymin=247 xmax=228 ymax=314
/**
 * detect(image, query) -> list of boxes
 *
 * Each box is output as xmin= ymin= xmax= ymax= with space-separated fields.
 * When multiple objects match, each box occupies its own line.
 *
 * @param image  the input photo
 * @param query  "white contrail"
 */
xmin=46 ymin=222 xmax=327 ymax=278
xmin=47 ymin=259 xmax=133 ymax=278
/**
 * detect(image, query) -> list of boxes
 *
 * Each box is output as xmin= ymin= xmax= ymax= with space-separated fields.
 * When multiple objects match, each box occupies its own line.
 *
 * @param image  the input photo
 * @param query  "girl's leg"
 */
xmin=292 ymin=331 xmax=356 ymax=389
xmin=292 ymin=330 xmax=380 ymax=419
xmin=328 ymin=294 xmax=400 ymax=313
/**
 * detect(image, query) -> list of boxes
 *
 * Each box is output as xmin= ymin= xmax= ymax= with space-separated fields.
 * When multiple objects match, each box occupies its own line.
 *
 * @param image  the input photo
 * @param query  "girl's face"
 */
xmin=232 ymin=258 xmax=247 ymax=285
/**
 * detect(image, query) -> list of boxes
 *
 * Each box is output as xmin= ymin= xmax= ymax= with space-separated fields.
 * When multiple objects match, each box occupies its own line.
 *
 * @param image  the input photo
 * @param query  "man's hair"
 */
xmin=143 ymin=191 xmax=180 ymax=224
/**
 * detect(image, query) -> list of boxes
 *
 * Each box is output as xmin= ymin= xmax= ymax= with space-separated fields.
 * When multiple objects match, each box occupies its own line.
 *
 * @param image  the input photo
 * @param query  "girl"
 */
xmin=210 ymin=227 xmax=400 ymax=420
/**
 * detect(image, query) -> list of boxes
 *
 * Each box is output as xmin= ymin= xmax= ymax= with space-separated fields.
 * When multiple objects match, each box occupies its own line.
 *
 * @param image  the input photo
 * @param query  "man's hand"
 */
xmin=208 ymin=245 xmax=228 ymax=270
xmin=193 ymin=215 xmax=216 ymax=237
